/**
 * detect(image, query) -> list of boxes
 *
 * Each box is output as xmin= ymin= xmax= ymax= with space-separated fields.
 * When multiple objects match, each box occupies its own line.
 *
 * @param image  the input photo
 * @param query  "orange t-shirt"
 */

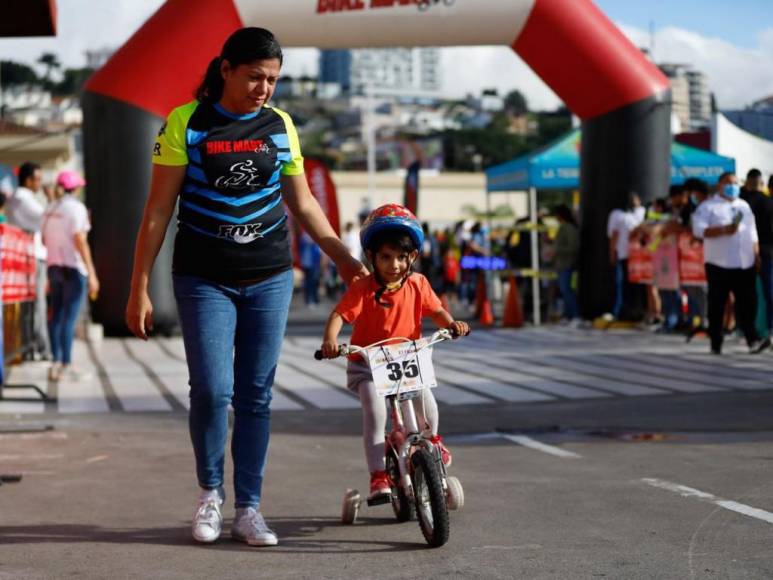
xmin=335 ymin=273 xmax=443 ymax=351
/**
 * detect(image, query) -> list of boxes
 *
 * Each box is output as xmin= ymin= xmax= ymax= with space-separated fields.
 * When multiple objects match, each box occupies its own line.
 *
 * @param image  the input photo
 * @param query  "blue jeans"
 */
xmin=173 ymin=269 xmax=293 ymax=508
xmin=47 ymin=266 xmax=87 ymax=365
xmin=659 ymin=289 xmax=681 ymax=330
xmin=557 ymin=268 xmax=578 ymax=319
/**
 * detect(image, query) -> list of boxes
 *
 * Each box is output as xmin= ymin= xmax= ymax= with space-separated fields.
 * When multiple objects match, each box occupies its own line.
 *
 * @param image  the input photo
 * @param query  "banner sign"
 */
xmin=677 ymin=232 xmax=706 ymax=286
xmin=403 ymin=160 xmax=421 ymax=216
xmin=0 ymin=224 xmax=36 ymax=304
xmin=304 ymin=158 xmax=341 ymax=236
xmin=627 ymin=237 xmax=653 ymax=284
xmin=628 ymin=232 xmax=706 ymax=287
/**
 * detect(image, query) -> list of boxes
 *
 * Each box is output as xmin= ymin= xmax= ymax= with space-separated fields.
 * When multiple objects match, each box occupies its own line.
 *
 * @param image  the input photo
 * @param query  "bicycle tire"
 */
xmin=386 ymin=451 xmax=414 ymax=522
xmin=411 ymin=448 xmax=450 ymax=547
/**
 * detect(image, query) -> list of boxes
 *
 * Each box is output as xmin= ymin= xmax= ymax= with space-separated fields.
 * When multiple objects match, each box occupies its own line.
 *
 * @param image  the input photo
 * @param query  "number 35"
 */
xmin=386 ymin=360 xmax=420 ymax=381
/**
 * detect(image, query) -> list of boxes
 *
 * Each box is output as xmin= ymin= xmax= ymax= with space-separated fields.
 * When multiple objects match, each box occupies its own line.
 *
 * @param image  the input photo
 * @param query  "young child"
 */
xmin=320 ymin=204 xmax=470 ymax=501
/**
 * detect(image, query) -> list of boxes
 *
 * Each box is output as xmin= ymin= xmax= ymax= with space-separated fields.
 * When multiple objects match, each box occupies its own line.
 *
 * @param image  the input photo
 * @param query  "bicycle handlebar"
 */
xmin=313 ymin=327 xmax=465 ymax=360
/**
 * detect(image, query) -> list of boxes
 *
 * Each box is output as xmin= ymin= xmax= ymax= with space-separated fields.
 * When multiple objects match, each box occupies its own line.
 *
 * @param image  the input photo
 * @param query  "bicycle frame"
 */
xmin=345 ymin=330 xmax=452 ymax=503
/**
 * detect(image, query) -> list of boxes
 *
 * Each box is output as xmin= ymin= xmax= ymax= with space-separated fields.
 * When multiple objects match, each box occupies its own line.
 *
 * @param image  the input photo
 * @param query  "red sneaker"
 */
xmin=430 ymin=435 xmax=452 ymax=467
xmin=369 ymin=470 xmax=391 ymax=499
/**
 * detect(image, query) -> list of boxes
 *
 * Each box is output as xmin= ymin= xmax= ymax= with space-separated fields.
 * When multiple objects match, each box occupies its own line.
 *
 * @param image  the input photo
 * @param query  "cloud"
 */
xmin=2 ymin=1 xmax=770 ymax=112
xmin=0 ymin=0 xmax=165 ymax=72
xmin=617 ymin=23 xmax=773 ymax=109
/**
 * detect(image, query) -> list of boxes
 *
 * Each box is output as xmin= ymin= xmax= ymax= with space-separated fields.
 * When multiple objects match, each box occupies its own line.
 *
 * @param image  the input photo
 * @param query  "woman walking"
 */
xmin=42 ymin=170 xmax=99 ymax=381
xmin=125 ymin=28 xmax=366 ymax=547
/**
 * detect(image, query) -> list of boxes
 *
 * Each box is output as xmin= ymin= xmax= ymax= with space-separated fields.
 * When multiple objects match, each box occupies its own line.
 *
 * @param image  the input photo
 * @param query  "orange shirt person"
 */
xmin=320 ymin=204 xmax=469 ymax=501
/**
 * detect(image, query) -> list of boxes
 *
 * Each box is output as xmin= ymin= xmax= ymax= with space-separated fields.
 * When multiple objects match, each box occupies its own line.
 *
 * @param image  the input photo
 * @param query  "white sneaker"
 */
xmin=58 ymin=365 xmax=93 ymax=382
xmin=48 ymin=363 xmax=62 ymax=382
xmin=232 ymin=507 xmax=278 ymax=546
xmin=192 ymin=488 xmax=224 ymax=543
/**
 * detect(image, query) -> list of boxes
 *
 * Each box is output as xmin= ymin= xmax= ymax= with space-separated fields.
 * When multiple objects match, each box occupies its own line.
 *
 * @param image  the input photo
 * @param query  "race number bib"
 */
xmin=365 ymin=337 xmax=437 ymax=397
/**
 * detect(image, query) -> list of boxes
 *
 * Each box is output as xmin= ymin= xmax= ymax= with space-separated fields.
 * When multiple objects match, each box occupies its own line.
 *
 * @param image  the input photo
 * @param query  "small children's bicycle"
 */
xmin=314 ymin=328 xmax=465 ymax=548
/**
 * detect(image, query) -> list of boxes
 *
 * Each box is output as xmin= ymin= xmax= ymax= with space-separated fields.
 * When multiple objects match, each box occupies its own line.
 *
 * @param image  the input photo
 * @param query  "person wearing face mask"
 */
xmin=692 ymin=172 xmax=770 ymax=354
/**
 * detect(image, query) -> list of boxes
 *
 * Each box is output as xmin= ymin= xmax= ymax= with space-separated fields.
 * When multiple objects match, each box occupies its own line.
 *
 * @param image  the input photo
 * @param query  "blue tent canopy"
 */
xmin=485 ymin=129 xmax=736 ymax=192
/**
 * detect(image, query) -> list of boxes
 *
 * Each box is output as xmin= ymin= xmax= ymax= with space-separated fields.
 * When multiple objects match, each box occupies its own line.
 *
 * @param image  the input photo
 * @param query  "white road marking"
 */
xmin=641 ymin=478 xmax=773 ymax=525
xmin=500 ymin=434 xmax=582 ymax=458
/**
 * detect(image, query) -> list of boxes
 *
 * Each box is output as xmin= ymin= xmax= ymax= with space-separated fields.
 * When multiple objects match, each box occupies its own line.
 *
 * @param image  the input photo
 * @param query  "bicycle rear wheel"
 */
xmin=411 ymin=448 xmax=449 ymax=547
xmin=386 ymin=451 xmax=414 ymax=522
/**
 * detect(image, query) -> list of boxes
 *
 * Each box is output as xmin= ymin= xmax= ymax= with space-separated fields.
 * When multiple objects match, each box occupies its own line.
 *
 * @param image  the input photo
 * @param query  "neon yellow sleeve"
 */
xmin=152 ymin=101 xmax=198 ymax=166
xmin=273 ymin=107 xmax=305 ymax=176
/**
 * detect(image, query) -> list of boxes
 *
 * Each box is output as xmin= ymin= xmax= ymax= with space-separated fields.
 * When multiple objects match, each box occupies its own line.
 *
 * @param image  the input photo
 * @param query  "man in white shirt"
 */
xmin=691 ymin=172 xmax=770 ymax=354
xmin=607 ymin=193 xmax=646 ymax=320
xmin=6 ymin=161 xmax=51 ymax=360
xmin=342 ymin=222 xmax=362 ymax=262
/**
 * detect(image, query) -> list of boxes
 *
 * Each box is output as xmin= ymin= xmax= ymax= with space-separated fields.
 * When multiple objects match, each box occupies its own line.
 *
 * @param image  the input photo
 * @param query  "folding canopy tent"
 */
xmin=485 ymin=130 xmax=735 ymax=323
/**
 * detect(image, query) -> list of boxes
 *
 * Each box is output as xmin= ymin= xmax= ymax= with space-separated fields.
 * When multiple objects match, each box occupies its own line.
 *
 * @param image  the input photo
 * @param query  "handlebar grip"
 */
xmin=314 ymin=350 xmax=323 ymax=360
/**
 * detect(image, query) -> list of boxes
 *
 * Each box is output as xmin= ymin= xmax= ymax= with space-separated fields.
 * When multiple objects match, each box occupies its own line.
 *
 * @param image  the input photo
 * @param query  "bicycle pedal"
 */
xmin=366 ymin=494 xmax=391 ymax=506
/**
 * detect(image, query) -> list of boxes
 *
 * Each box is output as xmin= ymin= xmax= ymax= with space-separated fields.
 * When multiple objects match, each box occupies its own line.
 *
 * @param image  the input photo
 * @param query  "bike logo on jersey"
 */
xmin=214 ymin=160 xmax=263 ymax=190
xmin=219 ymin=222 xmax=265 ymax=244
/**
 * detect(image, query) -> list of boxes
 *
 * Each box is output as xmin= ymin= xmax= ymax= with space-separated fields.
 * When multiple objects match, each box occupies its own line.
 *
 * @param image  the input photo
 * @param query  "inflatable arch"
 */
xmin=83 ymin=0 xmax=671 ymax=332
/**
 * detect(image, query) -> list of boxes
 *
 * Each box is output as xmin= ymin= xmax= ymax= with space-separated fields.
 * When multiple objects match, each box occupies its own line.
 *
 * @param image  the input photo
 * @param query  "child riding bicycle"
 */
xmin=320 ymin=204 xmax=470 ymax=502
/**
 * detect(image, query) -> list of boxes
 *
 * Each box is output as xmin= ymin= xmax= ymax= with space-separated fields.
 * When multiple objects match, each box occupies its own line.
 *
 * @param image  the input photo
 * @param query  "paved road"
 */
xmin=1 ymin=324 xmax=773 ymax=579
xmin=2 ymin=326 xmax=772 ymax=416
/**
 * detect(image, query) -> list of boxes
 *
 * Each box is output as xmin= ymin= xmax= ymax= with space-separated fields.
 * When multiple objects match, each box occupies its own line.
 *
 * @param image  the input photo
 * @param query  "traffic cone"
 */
xmin=502 ymin=276 xmax=524 ymax=328
xmin=477 ymin=273 xmax=494 ymax=326
xmin=479 ymin=297 xmax=494 ymax=326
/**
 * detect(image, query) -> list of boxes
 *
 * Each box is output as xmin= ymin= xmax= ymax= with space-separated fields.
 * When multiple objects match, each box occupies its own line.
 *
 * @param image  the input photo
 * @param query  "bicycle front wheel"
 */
xmin=411 ymin=448 xmax=450 ymax=547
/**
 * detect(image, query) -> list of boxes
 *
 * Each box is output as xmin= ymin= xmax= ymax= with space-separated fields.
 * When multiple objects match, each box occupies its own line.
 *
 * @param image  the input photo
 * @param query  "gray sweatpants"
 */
xmin=347 ymin=359 xmax=439 ymax=473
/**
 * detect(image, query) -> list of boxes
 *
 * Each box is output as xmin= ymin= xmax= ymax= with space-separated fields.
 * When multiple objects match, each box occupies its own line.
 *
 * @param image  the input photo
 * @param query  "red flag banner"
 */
xmin=677 ymin=232 xmax=706 ymax=286
xmin=0 ymin=224 xmax=36 ymax=303
xmin=627 ymin=237 xmax=653 ymax=284
xmin=304 ymin=158 xmax=341 ymax=236
xmin=403 ymin=160 xmax=420 ymax=216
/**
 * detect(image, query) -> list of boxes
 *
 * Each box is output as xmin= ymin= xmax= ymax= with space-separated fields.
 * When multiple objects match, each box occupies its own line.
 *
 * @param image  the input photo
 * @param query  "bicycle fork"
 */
xmin=388 ymin=393 xmax=431 ymax=502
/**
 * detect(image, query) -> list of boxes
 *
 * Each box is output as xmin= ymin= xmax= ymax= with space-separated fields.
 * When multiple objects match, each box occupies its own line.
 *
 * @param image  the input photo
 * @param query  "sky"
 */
xmin=0 ymin=0 xmax=771 ymax=111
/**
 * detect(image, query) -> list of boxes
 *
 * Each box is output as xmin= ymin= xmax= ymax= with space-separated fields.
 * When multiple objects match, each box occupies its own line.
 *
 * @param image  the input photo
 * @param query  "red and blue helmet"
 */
xmin=360 ymin=203 xmax=424 ymax=252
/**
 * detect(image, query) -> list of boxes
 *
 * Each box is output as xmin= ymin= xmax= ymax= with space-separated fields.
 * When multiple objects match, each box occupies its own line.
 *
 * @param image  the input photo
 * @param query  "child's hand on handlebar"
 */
xmin=320 ymin=339 xmax=340 ymax=359
xmin=447 ymin=320 xmax=470 ymax=338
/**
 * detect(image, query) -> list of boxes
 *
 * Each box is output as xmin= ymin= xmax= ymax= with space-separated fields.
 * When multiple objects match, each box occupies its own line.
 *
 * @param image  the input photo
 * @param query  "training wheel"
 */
xmin=446 ymin=476 xmax=464 ymax=511
xmin=341 ymin=488 xmax=361 ymax=524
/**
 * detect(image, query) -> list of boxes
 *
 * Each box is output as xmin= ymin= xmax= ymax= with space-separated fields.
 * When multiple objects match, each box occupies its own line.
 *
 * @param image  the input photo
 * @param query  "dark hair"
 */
xmin=747 ymin=168 xmax=762 ymax=180
xmin=18 ymin=161 xmax=41 ymax=187
xmin=366 ymin=230 xmax=417 ymax=255
xmin=668 ymin=184 xmax=683 ymax=197
xmin=195 ymin=27 xmax=283 ymax=104
xmin=616 ymin=191 xmax=639 ymax=211
xmin=553 ymin=203 xmax=577 ymax=226
xmin=683 ymin=178 xmax=709 ymax=195
xmin=718 ymin=171 xmax=735 ymax=184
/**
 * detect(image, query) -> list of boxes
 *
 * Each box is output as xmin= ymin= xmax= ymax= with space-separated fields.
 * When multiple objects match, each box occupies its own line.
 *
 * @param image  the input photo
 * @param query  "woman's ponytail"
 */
xmin=195 ymin=56 xmax=224 ymax=104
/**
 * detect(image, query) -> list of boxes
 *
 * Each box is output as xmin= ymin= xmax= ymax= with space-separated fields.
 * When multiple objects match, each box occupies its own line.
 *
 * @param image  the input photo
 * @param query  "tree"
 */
xmin=37 ymin=52 xmax=61 ymax=84
xmin=0 ymin=61 xmax=39 ymax=86
xmin=504 ymin=89 xmax=528 ymax=115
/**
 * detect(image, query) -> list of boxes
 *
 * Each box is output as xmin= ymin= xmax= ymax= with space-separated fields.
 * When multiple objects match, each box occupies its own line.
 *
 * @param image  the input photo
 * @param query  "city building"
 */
xmin=659 ymin=63 xmax=712 ymax=131
xmin=319 ymin=47 xmax=442 ymax=96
